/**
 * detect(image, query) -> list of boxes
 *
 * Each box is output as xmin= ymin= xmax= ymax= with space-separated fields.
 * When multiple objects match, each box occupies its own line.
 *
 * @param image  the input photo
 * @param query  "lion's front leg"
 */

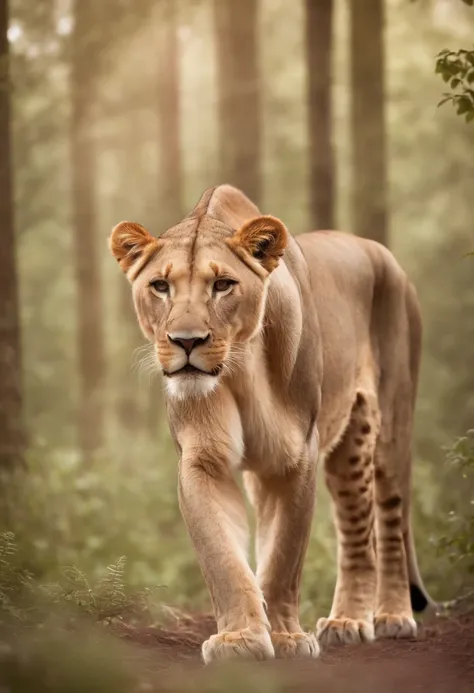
xmin=178 ymin=450 xmax=274 ymax=664
xmin=244 ymin=452 xmax=319 ymax=660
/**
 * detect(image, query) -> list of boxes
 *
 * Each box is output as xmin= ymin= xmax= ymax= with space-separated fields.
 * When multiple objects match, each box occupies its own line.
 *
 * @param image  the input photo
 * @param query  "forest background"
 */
xmin=0 ymin=0 xmax=473 ymax=629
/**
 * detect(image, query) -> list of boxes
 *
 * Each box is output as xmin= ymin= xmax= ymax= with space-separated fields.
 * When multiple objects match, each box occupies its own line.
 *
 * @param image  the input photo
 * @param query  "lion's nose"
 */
xmin=167 ymin=332 xmax=210 ymax=356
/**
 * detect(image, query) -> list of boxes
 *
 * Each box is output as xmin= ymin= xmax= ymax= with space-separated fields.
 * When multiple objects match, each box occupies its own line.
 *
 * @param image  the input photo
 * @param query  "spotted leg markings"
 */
xmin=317 ymin=391 xmax=381 ymax=647
xmin=373 ymin=454 xmax=417 ymax=639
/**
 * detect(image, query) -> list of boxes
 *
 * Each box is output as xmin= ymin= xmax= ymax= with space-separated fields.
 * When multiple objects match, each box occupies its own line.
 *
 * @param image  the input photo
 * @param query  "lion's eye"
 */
xmin=150 ymin=279 xmax=169 ymax=294
xmin=214 ymin=278 xmax=235 ymax=293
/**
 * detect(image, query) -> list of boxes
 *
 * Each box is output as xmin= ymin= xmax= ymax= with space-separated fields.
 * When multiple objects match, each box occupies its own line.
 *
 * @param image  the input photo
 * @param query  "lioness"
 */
xmin=109 ymin=185 xmax=435 ymax=662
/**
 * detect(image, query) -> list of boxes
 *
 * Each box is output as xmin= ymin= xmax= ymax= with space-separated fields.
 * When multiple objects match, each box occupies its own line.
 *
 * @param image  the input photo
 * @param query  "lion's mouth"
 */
xmin=163 ymin=363 xmax=223 ymax=378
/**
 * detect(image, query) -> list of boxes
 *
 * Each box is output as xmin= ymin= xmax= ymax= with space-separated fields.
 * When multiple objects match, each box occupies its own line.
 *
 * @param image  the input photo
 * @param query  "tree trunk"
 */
xmin=71 ymin=0 xmax=106 ymax=461
xmin=144 ymin=0 xmax=183 ymax=436
xmin=0 ymin=0 xmax=24 ymax=470
xmin=157 ymin=0 xmax=183 ymax=229
xmin=116 ymin=118 xmax=146 ymax=434
xmin=214 ymin=0 xmax=261 ymax=205
xmin=350 ymin=0 xmax=388 ymax=246
xmin=305 ymin=0 xmax=335 ymax=230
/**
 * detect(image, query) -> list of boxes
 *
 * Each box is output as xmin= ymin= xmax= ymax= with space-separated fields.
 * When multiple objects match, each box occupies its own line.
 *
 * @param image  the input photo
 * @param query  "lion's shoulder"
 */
xmin=296 ymin=230 xmax=408 ymax=294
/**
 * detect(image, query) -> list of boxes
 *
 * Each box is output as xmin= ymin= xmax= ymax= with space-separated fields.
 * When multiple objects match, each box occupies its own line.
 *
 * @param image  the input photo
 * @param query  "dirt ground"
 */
xmin=114 ymin=610 xmax=474 ymax=693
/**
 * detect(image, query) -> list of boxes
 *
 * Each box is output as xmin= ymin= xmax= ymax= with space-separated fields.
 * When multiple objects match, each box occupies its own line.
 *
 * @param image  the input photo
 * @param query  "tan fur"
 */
xmin=109 ymin=185 xmax=428 ymax=662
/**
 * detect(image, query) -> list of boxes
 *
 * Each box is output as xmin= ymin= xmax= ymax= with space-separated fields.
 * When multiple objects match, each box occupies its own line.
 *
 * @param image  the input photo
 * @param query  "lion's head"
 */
xmin=109 ymin=186 xmax=288 ymax=399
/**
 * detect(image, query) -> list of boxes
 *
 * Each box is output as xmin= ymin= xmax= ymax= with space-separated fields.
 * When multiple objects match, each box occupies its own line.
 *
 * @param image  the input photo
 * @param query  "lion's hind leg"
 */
xmin=316 ymin=391 xmax=380 ymax=647
xmin=373 ymin=439 xmax=418 ymax=640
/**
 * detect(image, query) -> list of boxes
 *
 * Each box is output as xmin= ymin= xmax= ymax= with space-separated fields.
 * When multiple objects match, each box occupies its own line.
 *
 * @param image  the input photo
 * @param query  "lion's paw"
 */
xmin=201 ymin=628 xmax=275 ymax=664
xmin=271 ymin=632 xmax=320 ymax=659
xmin=316 ymin=617 xmax=374 ymax=647
xmin=374 ymin=613 xmax=417 ymax=640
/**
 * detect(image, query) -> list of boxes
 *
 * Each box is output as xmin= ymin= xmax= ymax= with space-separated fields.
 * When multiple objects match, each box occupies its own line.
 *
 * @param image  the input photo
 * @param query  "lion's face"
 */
xmin=109 ymin=212 xmax=288 ymax=400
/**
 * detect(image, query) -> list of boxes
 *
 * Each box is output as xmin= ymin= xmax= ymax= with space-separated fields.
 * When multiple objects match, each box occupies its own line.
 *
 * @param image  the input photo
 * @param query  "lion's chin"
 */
xmin=164 ymin=372 xmax=219 ymax=400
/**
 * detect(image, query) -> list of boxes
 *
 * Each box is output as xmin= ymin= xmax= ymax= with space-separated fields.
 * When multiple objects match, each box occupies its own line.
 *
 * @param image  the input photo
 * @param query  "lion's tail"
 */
xmin=404 ymin=521 xmax=439 ymax=615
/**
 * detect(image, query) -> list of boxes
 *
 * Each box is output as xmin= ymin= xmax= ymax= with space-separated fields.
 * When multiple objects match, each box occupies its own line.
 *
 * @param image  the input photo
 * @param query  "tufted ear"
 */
xmin=109 ymin=221 xmax=162 ymax=278
xmin=228 ymin=215 xmax=288 ymax=274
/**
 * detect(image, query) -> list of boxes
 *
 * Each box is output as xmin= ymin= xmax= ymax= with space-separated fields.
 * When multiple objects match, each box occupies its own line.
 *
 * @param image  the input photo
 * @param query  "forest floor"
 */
xmin=112 ymin=610 xmax=474 ymax=693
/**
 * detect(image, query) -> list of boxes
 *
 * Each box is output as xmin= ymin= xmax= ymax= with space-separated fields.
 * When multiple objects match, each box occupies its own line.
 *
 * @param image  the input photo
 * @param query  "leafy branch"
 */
xmin=436 ymin=48 xmax=474 ymax=122
xmin=437 ymin=430 xmax=474 ymax=576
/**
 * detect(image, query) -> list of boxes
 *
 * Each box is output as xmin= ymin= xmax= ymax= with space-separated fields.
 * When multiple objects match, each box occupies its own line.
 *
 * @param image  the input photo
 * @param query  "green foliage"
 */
xmin=0 ymin=532 xmax=34 ymax=621
xmin=0 ymin=532 xmax=161 ymax=629
xmin=2 ymin=440 xmax=337 ymax=623
xmin=0 ymin=533 xmax=286 ymax=693
xmin=59 ymin=556 xmax=158 ymax=621
xmin=436 ymin=48 xmax=474 ymax=122
xmin=437 ymin=431 xmax=474 ymax=580
xmin=4 ymin=0 xmax=473 ymax=636
xmin=1 ymin=441 xmax=211 ymax=611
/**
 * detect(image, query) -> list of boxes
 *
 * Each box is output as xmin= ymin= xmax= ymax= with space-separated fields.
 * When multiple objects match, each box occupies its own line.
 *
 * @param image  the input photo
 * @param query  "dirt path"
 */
xmin=115 ymin=612 xmax=474 ymax=692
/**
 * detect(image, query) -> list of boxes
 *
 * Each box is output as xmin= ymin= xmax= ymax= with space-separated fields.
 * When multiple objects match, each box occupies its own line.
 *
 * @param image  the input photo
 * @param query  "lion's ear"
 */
xmin=109 ymin=221 xmax=161 ymax=276
xmin=229 ymin=215 xmax=288 ymax=273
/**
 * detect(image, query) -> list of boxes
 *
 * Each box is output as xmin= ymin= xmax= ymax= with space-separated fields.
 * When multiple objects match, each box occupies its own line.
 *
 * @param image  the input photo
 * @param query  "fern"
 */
xmin=60 ymin=557 xmax=146 ymax=620
xmin=0 ymin=534 xmax=160 ymax=625
xmin=0 ymin=532 xmax=34 ymax=622
xmin=61 ymin=564 xmax=98 ymax=615
xmin=97 ymin=556 xmax=127 ymax=599
xmin=94 ymin=556 xmax=130 ymax=620
xmin=0 ymin=531 xmax=17 ymax=560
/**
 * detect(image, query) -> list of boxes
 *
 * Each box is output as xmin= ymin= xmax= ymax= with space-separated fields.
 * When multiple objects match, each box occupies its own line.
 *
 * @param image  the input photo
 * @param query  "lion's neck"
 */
xmin=230 ymin=253 xmax=306 ymax=395
xmin=228 ymin=233 xmax=322 ymax=421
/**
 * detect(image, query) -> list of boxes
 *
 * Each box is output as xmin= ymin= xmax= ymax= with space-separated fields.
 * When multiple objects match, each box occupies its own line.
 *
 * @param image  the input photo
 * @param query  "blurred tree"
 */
xmin=115 ymin=120 xmax=146 ymax=434
xmin=214 ymin=0 xmax=261 ymax=205
xmin=141 ymin=0 xmax=184 ymax=436
xmin=109 ymin=1 xmax=152 ymax=436
xmin=157 ymin=0 xmax=183 ymax=230
xmin=305 ymin=0 xmax=335 ymax=229
xmin=350 ymin=0 xmax=388 ymax=246
xmin=416 ymin=231 xmax=474 ymax=459
xmin=0 ymin=0 xmax=24 ymax=470
xmin=71 ymin=0 xmax=106 ymax=461
xmin=8 ymin=0 xmax=76 ymax=451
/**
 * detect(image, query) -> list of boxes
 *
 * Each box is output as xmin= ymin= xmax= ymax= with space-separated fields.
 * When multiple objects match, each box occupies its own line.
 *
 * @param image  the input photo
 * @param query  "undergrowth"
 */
xmin=0 ymin=532 xmax=161 ymax=627
xmin=436 ymin=429 xmax=474 ymax=586
xmin=0 ymin=431 xmax=473 ymax=691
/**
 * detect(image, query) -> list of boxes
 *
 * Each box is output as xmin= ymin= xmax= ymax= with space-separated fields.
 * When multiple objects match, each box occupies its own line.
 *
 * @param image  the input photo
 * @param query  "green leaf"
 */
xmin=457 ymin=96 xmax=472 ymax=114
xmin=451 ymin=77 xmax=461 ymax=88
